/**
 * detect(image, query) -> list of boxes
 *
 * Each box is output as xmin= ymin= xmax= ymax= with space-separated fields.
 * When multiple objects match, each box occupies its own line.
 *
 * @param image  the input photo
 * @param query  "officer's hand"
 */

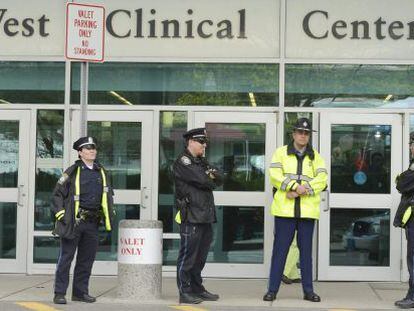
xmin=55 ymin=210 xmax=65 ymax=224
xmin=296 ymin=185 xmax=307 ymax=195
xmin=286 ymin=191 xmax=299 ymax=199
xmin=206 ymin=168 xmax=217 ymax=179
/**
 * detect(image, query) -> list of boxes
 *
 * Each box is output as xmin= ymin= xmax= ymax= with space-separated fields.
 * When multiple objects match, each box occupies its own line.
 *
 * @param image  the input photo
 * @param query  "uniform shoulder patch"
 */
xmin=58 ymin=173 xmax=69 ymax=185
xmin=180 ymin=156 xmax=191 ymax=166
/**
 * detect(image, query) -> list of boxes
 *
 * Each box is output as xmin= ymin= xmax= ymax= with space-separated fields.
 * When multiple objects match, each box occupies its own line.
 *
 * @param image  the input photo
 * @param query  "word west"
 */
xmin=0 ymin=9 xmax=49 ymax=37
xmin=119 ymin=237 xmax=145 ymax=256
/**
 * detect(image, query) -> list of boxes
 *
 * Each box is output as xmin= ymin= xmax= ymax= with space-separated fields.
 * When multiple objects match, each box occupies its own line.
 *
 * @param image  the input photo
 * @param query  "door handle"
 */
xmin=321 ymin=189 xmax=330 ymax=212
xmin=17 ymin=184 xmax=25 ymax=207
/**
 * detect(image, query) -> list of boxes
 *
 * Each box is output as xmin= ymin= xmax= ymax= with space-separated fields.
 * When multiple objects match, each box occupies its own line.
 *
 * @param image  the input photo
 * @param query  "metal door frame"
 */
xmin=70 ymin=110 xmax=154 ymax=275
xmin=0 ymin=110 xmax=30 ymax=273
xmin=318 ymin=112 xmax=402 ymax=281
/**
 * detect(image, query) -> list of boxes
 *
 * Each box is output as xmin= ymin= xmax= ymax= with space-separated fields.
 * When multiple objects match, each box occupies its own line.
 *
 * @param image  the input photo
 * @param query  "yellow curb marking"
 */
xmin=15 ymin=302 xmax=60 ymax=311
xmin=329 ymin=309 xmax=357 ymax=311
xmin=170 ymin=306 xmax=208 ymax=311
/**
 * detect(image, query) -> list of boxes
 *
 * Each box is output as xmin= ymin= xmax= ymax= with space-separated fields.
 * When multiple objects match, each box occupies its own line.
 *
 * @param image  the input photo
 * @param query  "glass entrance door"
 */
xmin=0 ymin=110 xmax=30 ymax=272
xmin=318 ymin=113 xmax=402 ymax=281
xmin=193 ymin=111 xmax=276 ymax=277
xmin=72 ymin=110 xmax=153 ymax=274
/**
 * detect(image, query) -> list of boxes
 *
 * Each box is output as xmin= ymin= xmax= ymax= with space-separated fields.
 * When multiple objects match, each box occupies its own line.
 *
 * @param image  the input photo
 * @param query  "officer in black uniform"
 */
xmin=173 ymin=128 xmax=223 ymax=304
xmin=394 ymin=134 xmax=414 ymax=309
xmin=51 ymin=137 xmax=114 ymax=305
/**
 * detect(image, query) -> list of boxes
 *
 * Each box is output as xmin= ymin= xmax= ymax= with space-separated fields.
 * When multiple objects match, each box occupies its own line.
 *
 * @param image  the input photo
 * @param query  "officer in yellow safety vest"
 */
xmin=394 ymin=135 xmax=414 ymax=309
xmin=51 ymin=137 xmax=114 ymax=305
xmin=263 ymin=118 xmax=327 ymax=303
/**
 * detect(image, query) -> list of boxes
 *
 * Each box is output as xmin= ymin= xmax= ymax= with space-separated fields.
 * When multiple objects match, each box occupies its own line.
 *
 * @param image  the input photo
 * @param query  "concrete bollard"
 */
xmin=117 ymin=220 xmax=163 ymax=300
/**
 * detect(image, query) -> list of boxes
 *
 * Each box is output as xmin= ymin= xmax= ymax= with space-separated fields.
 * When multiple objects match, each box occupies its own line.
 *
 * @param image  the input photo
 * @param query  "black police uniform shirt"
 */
xmin=79 ymin=162 xmax=103 ymax=211
xmin=173 ymin=149 xmax=223 ymax=224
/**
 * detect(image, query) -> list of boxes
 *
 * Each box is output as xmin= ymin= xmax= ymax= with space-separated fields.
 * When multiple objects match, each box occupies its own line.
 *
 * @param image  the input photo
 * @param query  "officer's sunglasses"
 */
xmin=294 ymin=129 xmax=311 ymax=136
xmin=82 ymin=144 xmax=96 ymax=150
xmin=193 ymin=138 xmax=208 ymax=145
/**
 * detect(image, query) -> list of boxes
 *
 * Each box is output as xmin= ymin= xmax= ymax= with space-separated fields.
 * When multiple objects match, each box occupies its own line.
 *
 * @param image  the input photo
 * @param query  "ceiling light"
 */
xmin=248 ymin=92 xmax=256 ymax=107
xmin=108 ymin=91 xmax=133 ymax=105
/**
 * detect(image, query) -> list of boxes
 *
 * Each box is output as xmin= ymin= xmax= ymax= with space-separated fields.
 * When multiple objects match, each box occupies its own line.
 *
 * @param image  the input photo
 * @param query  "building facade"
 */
xmin=0 ymin=0 xmax=413 ymax=281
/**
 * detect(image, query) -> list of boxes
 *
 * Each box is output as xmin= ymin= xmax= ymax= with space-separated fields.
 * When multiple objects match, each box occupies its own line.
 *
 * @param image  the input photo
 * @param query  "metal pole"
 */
xmin=80 ymin=61 xmax=89 ymax=136
xmin=64 ymin=60 xmax=72 ymax=168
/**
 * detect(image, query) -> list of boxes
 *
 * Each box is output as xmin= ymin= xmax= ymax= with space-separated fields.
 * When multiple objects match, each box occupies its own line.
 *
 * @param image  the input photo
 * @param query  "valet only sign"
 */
xmin=65 ymin=3 xmax=105 ymax=62
xmin=118 ymin=228 xmax=163 ymax=264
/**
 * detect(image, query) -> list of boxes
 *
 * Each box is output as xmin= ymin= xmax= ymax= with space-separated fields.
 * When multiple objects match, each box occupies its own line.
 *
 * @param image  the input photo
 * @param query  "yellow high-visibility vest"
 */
xmin=269 ymin=145 xmax=328 ymax=220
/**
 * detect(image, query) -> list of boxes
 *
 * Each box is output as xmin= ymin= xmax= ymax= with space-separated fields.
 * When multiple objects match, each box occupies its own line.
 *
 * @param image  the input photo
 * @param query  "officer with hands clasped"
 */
xmin=51 ymin=136 xmax=114 ymax=305
xmin=394 ymin=134 xmax=414 ymax=309
xmin=173 ymin=128 xmax=223 ymax=304
xmin=263 ymin=118 xmax=327 ymax=303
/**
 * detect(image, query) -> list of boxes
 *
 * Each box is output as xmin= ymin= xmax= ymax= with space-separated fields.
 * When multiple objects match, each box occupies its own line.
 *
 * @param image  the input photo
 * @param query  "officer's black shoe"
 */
xmin=197 ymin=290 xmax=219 ymax=301
xmin=395 ymin=297 xmax=414 ymax=308
xmin=53 ymin=294 xmax=67 ymax=304
xmin=281 ymin=275 xmax=293 ymax=284
xmin=179 ymin=293 xmax=203 ymax=304
xmin=304 ymin=292 xmax=321 ymax=302
xmin=72 ymin=293 xmax=96 ymax=303
xmin=263 ymin=291 xmax=277 ymax=301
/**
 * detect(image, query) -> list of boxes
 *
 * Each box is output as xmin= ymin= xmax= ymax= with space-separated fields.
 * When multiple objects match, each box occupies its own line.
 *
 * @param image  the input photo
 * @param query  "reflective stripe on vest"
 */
xmin=74 ymin=166 xmax=81 ymax=219
xmin=175 ymin=211 xmax=181 ymax=224
xmin=402 ymin=206 xmax=412 ymax=227
xmin=100 ymin=169 xmax=111 ymax=231
xmin=74 ymin=166 xmax=111 ymax=231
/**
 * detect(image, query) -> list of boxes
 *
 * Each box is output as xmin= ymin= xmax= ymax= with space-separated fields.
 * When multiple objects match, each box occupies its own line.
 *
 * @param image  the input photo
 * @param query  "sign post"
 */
xmin=65 ymin=3 xmax=105 ymax=136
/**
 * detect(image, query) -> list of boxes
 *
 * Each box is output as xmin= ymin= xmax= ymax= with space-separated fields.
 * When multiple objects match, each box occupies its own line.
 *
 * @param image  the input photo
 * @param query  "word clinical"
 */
xmin=106 ymin=8 xmax=247 ymax=39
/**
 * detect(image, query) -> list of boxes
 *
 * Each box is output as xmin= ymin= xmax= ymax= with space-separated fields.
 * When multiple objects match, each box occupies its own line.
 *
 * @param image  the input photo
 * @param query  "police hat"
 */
xmin=293 ymin=118 xmax=316 ymax=132
xmin=183 ymin=128 xmax=207 ymax=140
xmin=73 ymin=136 xmax=97 ymax=151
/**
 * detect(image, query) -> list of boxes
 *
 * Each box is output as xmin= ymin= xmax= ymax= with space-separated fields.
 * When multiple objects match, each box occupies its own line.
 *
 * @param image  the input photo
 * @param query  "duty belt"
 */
xmin=78 ymin=208 xmax=102 ymax=222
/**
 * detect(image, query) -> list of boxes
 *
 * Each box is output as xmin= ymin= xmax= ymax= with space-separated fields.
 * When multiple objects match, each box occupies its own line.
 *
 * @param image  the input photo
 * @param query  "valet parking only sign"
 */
xmin=65 ymin=3 xmax=105 ymax=62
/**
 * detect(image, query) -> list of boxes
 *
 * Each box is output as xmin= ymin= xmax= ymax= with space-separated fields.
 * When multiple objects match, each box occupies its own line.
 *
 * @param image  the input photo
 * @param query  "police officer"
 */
xmin=51 ymin=137 xmax=114 ymax=305
xmin=394 ymin=135 xmax=414 ymax=309
xmin=263 ymin=118 xmax=327 ymax=302
xmin=173 ymin=128 xmax=223 ymax=304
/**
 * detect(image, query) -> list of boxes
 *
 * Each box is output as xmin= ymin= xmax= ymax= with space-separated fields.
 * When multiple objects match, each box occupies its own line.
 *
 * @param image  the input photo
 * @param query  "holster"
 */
xmin=78 ymin=209 xmax=102 ymax=223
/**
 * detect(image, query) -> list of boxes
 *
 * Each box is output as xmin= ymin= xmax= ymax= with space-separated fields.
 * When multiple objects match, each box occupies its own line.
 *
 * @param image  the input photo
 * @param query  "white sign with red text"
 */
xmin=118 ymin=228 xmax=163 ymax=264
xmin=65 ymin=3 xmax=105 ymax=62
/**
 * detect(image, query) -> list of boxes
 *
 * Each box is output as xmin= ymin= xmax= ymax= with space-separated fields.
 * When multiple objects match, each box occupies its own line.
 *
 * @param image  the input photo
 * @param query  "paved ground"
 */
xmin=0 ymin=275 xmax=407 ymax=310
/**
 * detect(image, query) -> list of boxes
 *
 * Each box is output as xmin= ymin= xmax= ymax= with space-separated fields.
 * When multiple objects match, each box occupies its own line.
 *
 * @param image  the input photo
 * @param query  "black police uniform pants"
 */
xmin=268 ymin=217 xmax=315 ymax=295
xmin=177 ymin=223 xmax=213 ymax=294
xmin=406 ymin=217 xmax=414 ymax=298
xmin=54 ymin=220 xmax=99 ymax=296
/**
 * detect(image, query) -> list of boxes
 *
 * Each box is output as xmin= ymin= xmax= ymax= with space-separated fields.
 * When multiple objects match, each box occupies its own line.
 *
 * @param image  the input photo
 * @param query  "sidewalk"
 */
xmin=0 ymin=275 xmax=406 ymax=310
